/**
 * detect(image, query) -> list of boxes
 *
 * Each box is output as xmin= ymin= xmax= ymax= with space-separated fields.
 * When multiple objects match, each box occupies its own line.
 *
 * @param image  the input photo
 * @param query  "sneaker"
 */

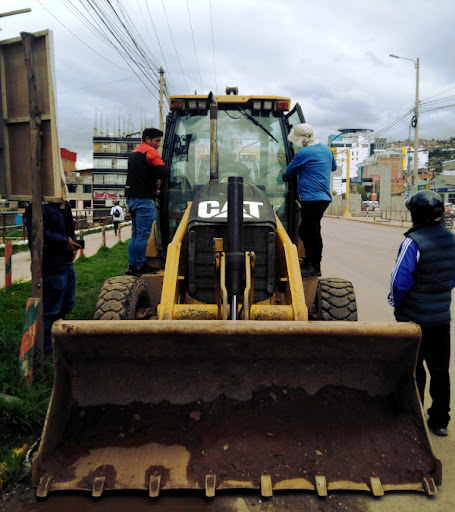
xmin=433 ymin=426 xmax=448 ymax=437
xmin=428 ymin=419 xmax=448 ymax=436
xmin=301 ymin=265 xmax=321 ymax=277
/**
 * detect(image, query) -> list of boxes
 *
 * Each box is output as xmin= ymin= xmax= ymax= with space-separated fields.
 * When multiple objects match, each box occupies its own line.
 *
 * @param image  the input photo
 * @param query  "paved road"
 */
xmin=0 ymin=225 xmax=131 ymax=288
xmin=322 ymin=216 xmax=455 ymax=512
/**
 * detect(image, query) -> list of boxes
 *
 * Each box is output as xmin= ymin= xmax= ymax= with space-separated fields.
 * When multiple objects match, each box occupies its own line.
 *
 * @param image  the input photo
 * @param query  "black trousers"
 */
xmin=416 ymin=323 xmax=451 ymax=428
xmin=298 ymin=200 xmax=330 ymax=267
xmin=113 ymin=220 xmax=121 ymax=235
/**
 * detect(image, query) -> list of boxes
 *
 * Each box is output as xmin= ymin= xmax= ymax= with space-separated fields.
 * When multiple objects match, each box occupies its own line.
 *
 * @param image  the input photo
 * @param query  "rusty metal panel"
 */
xmin=0 ymin=30 xmax=66 ymax=201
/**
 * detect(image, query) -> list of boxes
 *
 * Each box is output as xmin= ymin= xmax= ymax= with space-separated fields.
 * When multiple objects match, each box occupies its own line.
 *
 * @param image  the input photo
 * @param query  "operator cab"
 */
xmin=160 ymin=87 xmax=305 ymax=248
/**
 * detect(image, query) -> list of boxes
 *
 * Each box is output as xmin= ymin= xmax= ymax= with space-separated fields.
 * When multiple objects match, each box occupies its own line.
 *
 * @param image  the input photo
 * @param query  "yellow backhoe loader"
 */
xmin=32 ymin=89 xmax=441 ymax=500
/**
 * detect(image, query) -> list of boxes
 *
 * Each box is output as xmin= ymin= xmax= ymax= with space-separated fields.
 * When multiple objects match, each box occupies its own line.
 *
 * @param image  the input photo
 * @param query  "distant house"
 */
xmin=431 ymin=174 xmax=455 ymax=204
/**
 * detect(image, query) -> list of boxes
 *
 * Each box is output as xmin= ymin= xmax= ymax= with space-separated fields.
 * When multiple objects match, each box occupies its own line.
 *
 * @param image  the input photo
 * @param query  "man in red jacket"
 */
xmin=125 ymin=128 xmax=168 ymax=275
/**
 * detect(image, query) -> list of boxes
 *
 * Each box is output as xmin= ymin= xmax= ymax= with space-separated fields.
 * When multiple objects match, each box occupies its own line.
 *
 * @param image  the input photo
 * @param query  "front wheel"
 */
xmin=94 ymin=276 xmax=152 ymax=320
xmin=317 ymin=278 xmax=358 ymax=321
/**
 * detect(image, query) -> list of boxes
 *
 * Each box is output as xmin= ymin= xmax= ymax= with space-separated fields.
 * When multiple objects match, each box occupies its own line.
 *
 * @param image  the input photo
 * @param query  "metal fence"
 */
xmin=1 ymin=208 xmax=130 ymax=243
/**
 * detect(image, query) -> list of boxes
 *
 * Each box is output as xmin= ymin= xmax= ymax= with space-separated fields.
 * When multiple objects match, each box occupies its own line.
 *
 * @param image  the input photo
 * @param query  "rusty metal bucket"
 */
xmin=32 ymin=319 xmax=441 ymax=498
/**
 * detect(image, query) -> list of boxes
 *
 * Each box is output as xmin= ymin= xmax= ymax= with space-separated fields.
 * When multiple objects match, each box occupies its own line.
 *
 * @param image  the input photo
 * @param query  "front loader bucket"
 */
xmin=33 ymin=320 xmax=441 ymax=498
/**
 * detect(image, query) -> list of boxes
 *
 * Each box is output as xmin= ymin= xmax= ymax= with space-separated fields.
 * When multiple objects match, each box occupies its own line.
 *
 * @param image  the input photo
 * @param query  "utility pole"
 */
xmin=159 ymin=67 xmax=164 ymax=133
xmin=389 ymin=54 xmax=420 ymax=192
xmin=413 ymin=58 xmax=420 ymax=190
xmin=343 ymin=150 xmax=352 ymax=218
xmin=22 ymin=31 xmax=44 ymax=367
xmin=0 ymin=7 xmax=31 ymax=30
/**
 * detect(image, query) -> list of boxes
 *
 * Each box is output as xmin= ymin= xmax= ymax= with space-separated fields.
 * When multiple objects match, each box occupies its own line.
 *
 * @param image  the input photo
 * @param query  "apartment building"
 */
xmin=92 ymin=129 xmax=141 ymax=209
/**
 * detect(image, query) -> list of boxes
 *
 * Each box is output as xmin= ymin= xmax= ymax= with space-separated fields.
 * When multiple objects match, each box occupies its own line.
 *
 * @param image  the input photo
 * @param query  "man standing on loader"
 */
xmin=125 ymin=128 xmax=168 ymax=276
xmin=389 ymin=190 xmax=455 ymax=436
xmin=285 ymin=123 xmax=337 ymax=277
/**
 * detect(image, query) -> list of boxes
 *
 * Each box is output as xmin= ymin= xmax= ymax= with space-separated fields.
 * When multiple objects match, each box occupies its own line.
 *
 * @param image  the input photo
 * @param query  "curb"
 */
xmin=326 ymin=215 xmax=411 ymax=229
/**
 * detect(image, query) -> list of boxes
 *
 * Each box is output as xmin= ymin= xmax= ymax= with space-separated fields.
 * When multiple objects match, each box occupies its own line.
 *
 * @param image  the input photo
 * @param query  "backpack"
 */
xmin=113 ymin=207 xmax=121 ymax=219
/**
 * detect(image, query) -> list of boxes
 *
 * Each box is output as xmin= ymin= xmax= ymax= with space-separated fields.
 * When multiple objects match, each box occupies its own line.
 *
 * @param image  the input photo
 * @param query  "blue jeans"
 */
xmin=43 ymin=264 xmax=76 ymax=350
xmin=127 ymin=198 xmax=156 ymax=267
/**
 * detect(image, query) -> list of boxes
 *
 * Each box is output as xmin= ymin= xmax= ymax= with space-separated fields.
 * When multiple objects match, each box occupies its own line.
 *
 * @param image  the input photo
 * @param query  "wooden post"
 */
xmin=21 ymin=32 xmax=44 ymax=366
xmin=118 ymin=223 xmax=121 ymax=243
xmin=4 ymin=241 xmax=12 ymax=288
xmin=19 ymin=298 xmax=41 ymax=385
xmin=102 ymin=224 xmax=106 ymax=246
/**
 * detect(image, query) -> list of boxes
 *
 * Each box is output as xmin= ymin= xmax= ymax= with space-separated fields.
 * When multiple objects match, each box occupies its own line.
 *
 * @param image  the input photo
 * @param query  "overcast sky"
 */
xmin=2 ymin=0 xmax=455 ymax=169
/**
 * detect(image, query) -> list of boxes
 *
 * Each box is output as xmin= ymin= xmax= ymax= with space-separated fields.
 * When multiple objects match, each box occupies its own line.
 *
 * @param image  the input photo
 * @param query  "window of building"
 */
xmin=83 ymin=200 xmax=92 ymax=209
xmin=67 ymin=184 xmax=77 ymax=193
xmin=69 ymin=200 xmax=76 ymax=208
xmin=83 ymin=184 xmax=92 ymax=193
xmin=95 ymin=158 xmax=113 ymax=168
xmin=94 ymin=175 xmax=105 ymax=184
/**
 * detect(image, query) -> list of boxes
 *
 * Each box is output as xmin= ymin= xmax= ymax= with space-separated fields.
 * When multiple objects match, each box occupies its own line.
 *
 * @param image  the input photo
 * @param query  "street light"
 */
xmin=389 ymin=54 xmax=420 ymax=192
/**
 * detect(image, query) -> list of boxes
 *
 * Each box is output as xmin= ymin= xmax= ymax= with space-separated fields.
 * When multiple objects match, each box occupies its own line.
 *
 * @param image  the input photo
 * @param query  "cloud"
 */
xmin=2 ymin=0 xmax=455 ymax=168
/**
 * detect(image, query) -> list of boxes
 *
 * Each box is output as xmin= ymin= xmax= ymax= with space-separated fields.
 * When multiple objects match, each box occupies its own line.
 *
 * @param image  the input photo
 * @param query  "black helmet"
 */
xmin=405 ymin=190 xmax=444 ymax=224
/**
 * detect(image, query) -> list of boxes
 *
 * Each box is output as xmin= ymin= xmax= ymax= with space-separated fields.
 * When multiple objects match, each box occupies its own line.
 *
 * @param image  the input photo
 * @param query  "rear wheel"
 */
xmin=94 ymin=276 xmax=152 ymax=320
xmin=317 ymin=278 xmax=358 ymax=321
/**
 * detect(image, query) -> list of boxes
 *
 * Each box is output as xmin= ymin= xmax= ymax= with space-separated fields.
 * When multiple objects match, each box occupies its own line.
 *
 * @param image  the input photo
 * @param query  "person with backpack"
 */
xmin=110 ymin=201 xmax=124 ymax=236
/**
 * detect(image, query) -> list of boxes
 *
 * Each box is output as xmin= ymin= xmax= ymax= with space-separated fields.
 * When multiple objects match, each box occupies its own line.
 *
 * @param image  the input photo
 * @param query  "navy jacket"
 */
xmin=25 ymin=202 xmax=76 ymax=275
xmin=393 ymin=223 xmax=455 ymax=326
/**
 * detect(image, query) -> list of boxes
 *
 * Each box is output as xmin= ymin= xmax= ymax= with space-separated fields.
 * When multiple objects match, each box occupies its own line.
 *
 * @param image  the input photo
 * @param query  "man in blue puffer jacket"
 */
xmin=389 ymin=190 xmax=455 ymax=436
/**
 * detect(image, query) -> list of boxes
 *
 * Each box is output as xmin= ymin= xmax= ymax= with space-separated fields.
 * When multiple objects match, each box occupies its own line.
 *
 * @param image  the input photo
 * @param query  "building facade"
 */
xmin=328 ymin=129 xmax=374 ymax=194
xmin=92 ymin=129 xmax=141 ymax=209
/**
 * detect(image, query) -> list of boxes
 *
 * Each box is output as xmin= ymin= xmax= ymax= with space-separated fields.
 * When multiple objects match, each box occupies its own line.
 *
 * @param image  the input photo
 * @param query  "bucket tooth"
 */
xmin=205 ymin=474 xmax=216 ymax=497
xmin=423 ymin=477 xmax=438 ymax=496
xmin=370 ymin=476 xmax=384 ymax=496
xmin=36 ymin=474 xmax=53 ymax=498
xmin=261 ymin=475 xmax=273 ymax=497
xmin=92 ymin=476 xmax=106 ymax=498
xmin=315 ymin=475 xmax=327 ymax=496
xmin=149 ymin=474 xmax=161 ymax=498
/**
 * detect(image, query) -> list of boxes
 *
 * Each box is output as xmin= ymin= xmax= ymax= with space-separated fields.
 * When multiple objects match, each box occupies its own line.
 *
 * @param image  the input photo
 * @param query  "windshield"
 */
xmin=168 ymin=109 xmax=288 ymax=235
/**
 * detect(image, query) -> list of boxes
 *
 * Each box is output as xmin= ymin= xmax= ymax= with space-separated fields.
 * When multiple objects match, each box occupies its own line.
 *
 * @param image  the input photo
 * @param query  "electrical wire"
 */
xmin=160 ymin=0 xmax=189 ymax=91
xmin=209 ymin=0 xmax=218 ymax=94
xmin=36 ymin=0 xmax=132 ymax=73
xmin=186 ymin=0 xmax=204 ymax=92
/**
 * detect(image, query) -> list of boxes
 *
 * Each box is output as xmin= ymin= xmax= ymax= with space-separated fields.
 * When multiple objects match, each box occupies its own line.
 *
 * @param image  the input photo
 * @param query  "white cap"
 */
xmin=288 ymin=123 xmax=319 ymax=147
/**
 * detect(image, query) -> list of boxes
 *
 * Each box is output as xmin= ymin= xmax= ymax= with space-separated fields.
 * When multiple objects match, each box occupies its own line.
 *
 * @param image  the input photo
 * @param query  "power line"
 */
xmin=144 ymin=0 xmax=175 ymax=95
xmin=160 ymin=0 xmax=189 ymax=91
xmin=186 ymin=0 xmax=203 ymax=92
xmin=209 ymin=0 xmax=218 ymax=94
xmin=36 ymin=0 xmax=132 ymax=73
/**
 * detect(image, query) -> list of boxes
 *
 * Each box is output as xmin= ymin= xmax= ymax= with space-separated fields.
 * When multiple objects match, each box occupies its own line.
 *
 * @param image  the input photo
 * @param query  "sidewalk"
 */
xmin=327 ymin=213 xmax=413 ymax=229
xmin=0 ymin=225 xmax=131 ymax=288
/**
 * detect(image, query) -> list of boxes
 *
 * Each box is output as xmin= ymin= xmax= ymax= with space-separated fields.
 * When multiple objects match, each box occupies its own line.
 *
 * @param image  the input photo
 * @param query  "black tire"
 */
xmin=94 ymin=276 xmax=152 ymax=320
xmin=317 ymin=278 xmax=358 ymax=321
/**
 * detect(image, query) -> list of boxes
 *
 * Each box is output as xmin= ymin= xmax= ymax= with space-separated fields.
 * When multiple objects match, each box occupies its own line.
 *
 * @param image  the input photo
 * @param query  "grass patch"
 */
xmin=0 ymin=242 xmax=129 ymax=460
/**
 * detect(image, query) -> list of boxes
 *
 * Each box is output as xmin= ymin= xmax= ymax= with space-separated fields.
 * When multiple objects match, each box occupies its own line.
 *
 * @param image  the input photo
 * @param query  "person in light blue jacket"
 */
xmin=286 ymin=123 xmax=337 ymax=276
